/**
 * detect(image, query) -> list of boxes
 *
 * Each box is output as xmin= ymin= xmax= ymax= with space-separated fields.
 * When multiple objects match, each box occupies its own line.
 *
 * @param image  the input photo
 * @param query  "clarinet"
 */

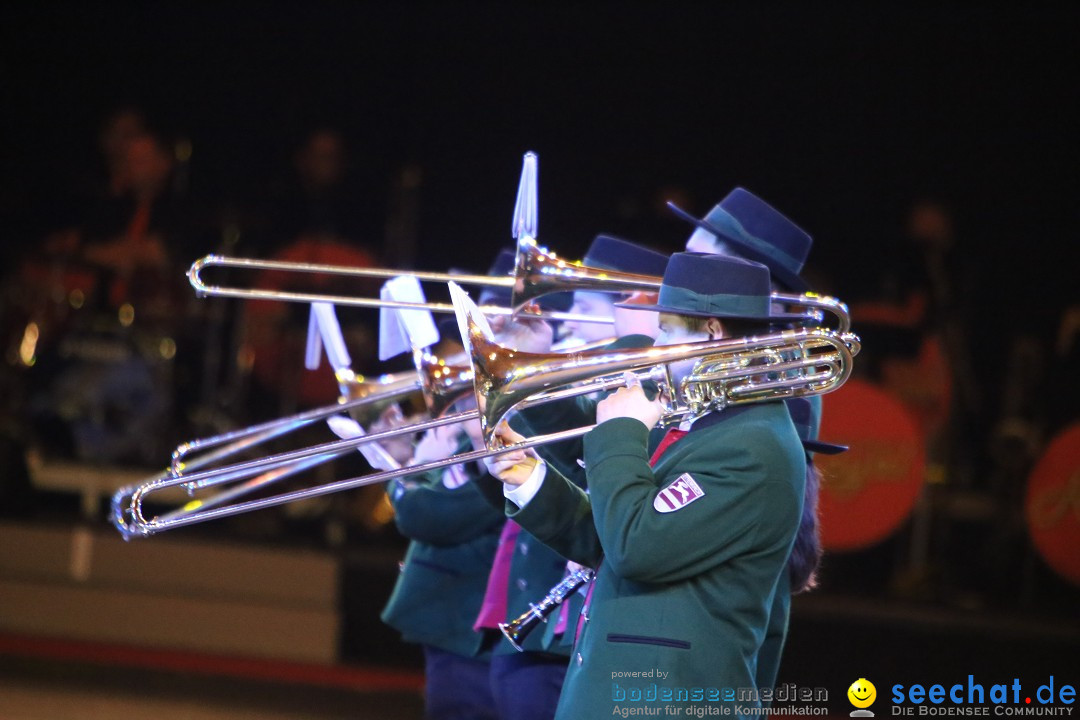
xmin=498 ymin=567 xmax=595 ymax=651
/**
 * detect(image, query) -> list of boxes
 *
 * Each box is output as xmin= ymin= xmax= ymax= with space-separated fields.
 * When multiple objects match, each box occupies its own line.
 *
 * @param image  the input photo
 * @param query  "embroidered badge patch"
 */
xmin=653 ymin=473 xmax=705 ymax=513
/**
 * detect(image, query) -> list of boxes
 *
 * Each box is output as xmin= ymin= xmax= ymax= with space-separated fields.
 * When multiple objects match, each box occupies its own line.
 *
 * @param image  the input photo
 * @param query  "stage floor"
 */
xmin=0 ymin=657 xmax=424 ymax=720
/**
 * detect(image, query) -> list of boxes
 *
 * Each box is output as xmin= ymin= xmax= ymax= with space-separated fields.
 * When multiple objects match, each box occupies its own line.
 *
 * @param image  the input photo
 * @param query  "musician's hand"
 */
xmin=482 ymin=426 xmax=540 ymax=486
xmin=596 ymin=375 xmax=664 ymax=430
xmin=411 ymin=423 xmax=461 ymax=464
xmin=495 ymin=311 xmax=553 ymax=354
xmin=369 ymin=404 xmax=418 ymax=464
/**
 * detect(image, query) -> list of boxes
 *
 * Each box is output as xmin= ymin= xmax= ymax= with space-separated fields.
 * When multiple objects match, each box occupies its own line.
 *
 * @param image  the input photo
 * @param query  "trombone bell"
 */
xmin=451 ymin=281 xmax=860 ymax=446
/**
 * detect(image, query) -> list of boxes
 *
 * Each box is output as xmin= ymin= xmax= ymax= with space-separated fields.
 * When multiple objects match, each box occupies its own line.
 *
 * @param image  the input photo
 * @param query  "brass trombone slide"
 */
xmin=170 ymin=326 xmax=853 ymax=496
xmin=169 ymin=387 xmax=410 ymax=477
xmin=165 ymin=336 xmax=608 ymax=491
xmin=112 ymin=315 xmax=857 ymax=536
xmin=187 ymin=237 xmax=850 ymax=333
xmin=170 ymin=369 xmax=427 ymax=478
xmin=187 ymin=237 xmax=626 ymax=324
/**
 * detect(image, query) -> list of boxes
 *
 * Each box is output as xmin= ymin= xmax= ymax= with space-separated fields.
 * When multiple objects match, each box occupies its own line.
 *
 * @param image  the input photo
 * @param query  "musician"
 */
xmin=667 ymin=188 xmax=824 ymax=692
xmin=472 ymin=235 xmax=668 ymax=720
xmin=507 ymin=237 xmax=668 ymax=665
xmin=381 ymin=248 xmax=536 ymax=720
xmin=484 ymin=253 xmax=807 ymax=719
xmin=381 ymin=412 xmax=503 ymax=720
xmin=557 ymin=235 xmax=668 ymax=346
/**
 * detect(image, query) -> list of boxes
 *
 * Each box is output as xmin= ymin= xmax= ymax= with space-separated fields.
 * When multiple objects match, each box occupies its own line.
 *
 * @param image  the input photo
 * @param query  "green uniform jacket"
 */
xmin=510 ymin=334 xmax=657 ymax=653
xmin=509 ymin=403 xmax=806 ymax=719
xmin=381 ymin=460 xmax=505 ymax=658
xmin=479 ymin=336 xmax=657 ymax=657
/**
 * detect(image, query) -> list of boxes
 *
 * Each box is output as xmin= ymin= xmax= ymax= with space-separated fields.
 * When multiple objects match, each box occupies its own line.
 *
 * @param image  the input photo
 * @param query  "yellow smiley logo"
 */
xmin=848 ymin=678 xmax=877 ymax=709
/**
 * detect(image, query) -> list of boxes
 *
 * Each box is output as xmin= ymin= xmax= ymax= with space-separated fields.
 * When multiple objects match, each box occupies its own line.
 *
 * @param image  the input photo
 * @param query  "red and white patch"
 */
xmin=653 ymin=473 xmax=705 ymax=513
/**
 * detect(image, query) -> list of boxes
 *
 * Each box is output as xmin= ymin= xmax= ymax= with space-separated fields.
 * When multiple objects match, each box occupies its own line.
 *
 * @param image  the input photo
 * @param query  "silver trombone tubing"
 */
xmin=118 ymin=414 xmax=590 ymax=537
xmin=468 ymin=324 xmax=859 ymax=444
xmin=115 ymin=366 xmax=661 ymax=537
xmin=188 ymin=255 xmax=612 ymax=325
xmin=116 ymin=316 xmax=858 ymax=536
xmin=117 ymin=372 xmax=420 ymax=537
xmin=119 ymin=357 xmax=682 ymax=537
xmin=170 ymin=391 xmax=408 ymax=477
xmin=152 ymin=367 xmax=605 ymax=499
xmin=172 ymin=340 xmax=607 ymax=480
xmin=171 ymin=327 xmax=619 ymax=477
xmin=112 ymin=446 xmax=352 ymax=539
xmin=772 ymin=292 xmax=851 ymax=334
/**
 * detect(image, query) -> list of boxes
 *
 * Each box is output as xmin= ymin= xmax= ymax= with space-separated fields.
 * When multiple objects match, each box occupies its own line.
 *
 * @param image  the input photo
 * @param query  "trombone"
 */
xmin=163 ymin=238 xmax=846 ymax=488
xmin=111 ymin=292 xmax=859 ymax=537
xmin=167 ymin=333 xmax=612 ymax=482
xmin=187 ymin=237 xmax=630 ymax=324
xmin=188 ymin=237 xmax=852 ymax=333
xmin=168 ymin=354 xmax=464 ymax=479
xmin=112 ymin=333 xmax=617 ymax=539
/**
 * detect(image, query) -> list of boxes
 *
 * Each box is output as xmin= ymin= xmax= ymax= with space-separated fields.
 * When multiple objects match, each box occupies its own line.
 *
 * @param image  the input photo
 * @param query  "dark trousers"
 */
xmin=490 ymin=652 xmax=568 ymax=720
xmin=423 ymin=645 xmax=499 ymax=720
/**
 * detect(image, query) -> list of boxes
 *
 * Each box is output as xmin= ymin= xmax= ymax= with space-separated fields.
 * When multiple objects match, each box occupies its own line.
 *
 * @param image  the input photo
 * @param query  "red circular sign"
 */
xmin=816 ymin=379 xmax=926 ymax=551
xmin=1025 ymin=423 xmax=1080 ymax=587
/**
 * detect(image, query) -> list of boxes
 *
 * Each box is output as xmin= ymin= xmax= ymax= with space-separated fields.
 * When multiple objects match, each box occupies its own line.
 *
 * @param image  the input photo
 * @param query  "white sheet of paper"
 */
xmin=305 ymin=305 xmax=324 ymax=370
xmin=512 ymin=151 xmax=538 ymax=239
xmin=312 ymin=302 xmax=352 ymax=371
xmin=326 ymin=415 xmax=401 ymax=472
xmin=448 ymin=281 xmax=496 ymax=349
xmin=379 ymin=276 xmax=439 ymax=360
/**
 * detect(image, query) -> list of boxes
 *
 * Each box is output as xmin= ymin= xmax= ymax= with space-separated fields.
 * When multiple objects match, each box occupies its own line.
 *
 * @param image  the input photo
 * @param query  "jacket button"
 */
xmin=516 ymin=578 xmax=528 ymax=591
xmin=518 ymin=542 xmax=529 ymax=555
xmin=576 ymin=653 xmax=583 ymax=666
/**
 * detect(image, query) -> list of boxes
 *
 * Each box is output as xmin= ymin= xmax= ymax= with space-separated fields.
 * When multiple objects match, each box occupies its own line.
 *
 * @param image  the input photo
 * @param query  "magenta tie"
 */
xmin=554 ymin=587 xmax=571 ymax=635
xmin=473 ymin=520 xmax=522 ymax=631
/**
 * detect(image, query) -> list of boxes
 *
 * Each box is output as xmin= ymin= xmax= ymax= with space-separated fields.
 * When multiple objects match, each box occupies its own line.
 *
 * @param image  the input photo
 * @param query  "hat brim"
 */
xmin=803 ymin=439 xmax=849 ymax=455
xmin=667 ymin=201 xmax=810 ymax=293
xmin=614 ymin=299 xmax=810 ymax=323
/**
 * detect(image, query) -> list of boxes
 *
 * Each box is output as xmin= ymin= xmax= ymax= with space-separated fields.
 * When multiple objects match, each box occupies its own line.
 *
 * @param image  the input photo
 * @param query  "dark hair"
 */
xmin=678 ymin=314 xmax=771 ymax=338
xmin=787 ymin=462 xmax=823 ymax=594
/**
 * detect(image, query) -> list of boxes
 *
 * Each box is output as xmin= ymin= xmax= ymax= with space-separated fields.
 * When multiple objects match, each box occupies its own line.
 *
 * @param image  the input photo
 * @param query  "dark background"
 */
xmin=0 ymin=0 xmax=1077 ymax=693
xmin=3 ymin=3 xmax=1077 ymax=292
